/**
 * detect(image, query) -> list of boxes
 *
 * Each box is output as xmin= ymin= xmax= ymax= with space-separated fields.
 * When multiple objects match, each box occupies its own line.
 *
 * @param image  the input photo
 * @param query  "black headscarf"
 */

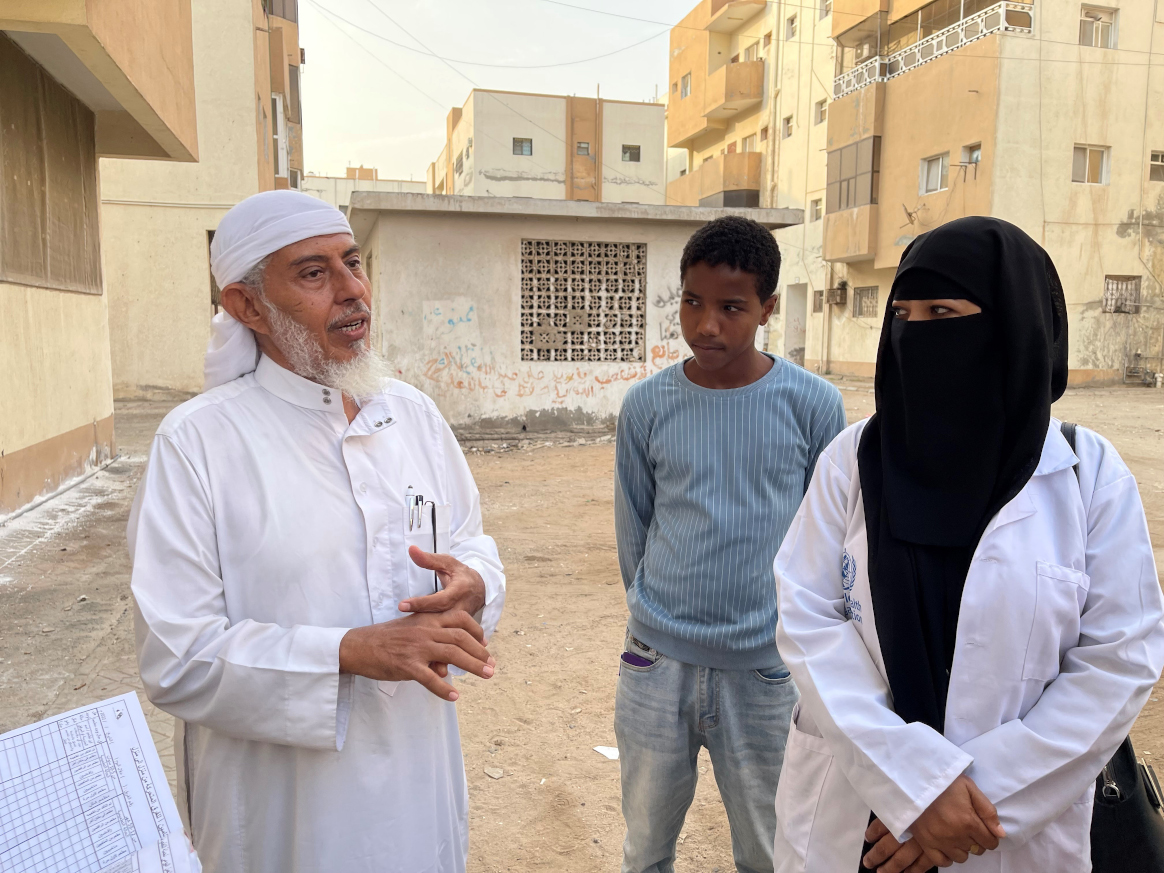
xmin=859 ymin=217 xmax=1068 ymax=733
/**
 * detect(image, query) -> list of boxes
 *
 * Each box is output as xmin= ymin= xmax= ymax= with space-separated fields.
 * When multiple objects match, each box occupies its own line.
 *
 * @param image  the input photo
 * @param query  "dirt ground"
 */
xmin=1 ymin=382 xmax=1162 ymax=873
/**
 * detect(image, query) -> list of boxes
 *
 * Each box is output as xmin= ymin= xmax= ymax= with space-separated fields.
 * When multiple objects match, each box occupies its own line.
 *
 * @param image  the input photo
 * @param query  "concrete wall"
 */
xmin=467 ymin=92 xmax=568 ymax=199
xmin=99 ymin=0 xmax=274 ymax=398
xmin=600 ymin=101 xmax=666 ymax=204
xmin=302 ymin=176 xmax=425 ymax=210
xmin=359 ymin=205 xmax=761 ymax=433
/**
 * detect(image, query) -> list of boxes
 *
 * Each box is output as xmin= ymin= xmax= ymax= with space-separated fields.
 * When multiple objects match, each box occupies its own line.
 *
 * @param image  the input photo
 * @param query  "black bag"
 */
xmin=1060 ymin=423 xmax=1164 ymax=870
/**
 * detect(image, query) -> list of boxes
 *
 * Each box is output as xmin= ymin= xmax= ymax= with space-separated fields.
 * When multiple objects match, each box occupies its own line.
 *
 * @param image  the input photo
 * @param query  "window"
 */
xmin=520 ymin=239 xmax=647 ymax=363
xmin=820 ymin=0 xmax=832 ymax=18
xmin=741 ymin=134 xmax=757 ymax=153
xmin=671 ymin=81 xmax=678 ymax=94
xmin=680 ymin=73 xmax=691 ymax=99
xmin=810 ymin=199 xmax=823 ymax=221
xmin=1080 ymin=7 xmax=1116 ymax=49
xmin=826 ymin=136 xmax=881 ymax=212
xmin=815 ymin=100 xmax=828 ymax=125
xmin=287 ymin=64 xmax=302 ymax=123
xmin=454 ymin=153 xmax=463 ymax=175
xmin=1102 ymin=276 xmax=1141 ymax=314
xmin=271 ymin=97 xmax=281 ymax=175
xmin=744 ymin=43 xmax=759 ymax=62
xmin=679 ymin=168 xmax=687 ymax=176
xmin=622 ymin=144 xmax=641 ymax=162
xmin=513 ymin=137 xmax=533 ymax=156
xmin=853 ymin=286 xmax=879 ymax=318
xmin=577 ymin=141 xmax=590 ymax=156
xmin=782 ymin=116 xmax=793 ymax=138
xmin=760 ymin=126 xmax=769 ymax=142
xmin=731 ymin=53 xmax=740 ymax=63
xmin=726 ymin=141 xmax=738 ymax=154
xmin=0 ymin=34 xmax=101 ymax=293
xmin=763 ymin=32 xmax=772 ymax=49
xmin=920 ymin=153 xmax=950 ymax=194
xmin=812 ymin=288 xmax=824 ymax=313
xmin=963 ymin=143 xmax=982 ymax=165
xmin=1072 ymin=144 xmax=1109 ymax=184
xmin=268 ymin=0 xmax=298 ymax=22
xmin=1149 ymin=151 xmax=1164 ymax=182
xmin=786 ymin=14 xmax=797 ymax=39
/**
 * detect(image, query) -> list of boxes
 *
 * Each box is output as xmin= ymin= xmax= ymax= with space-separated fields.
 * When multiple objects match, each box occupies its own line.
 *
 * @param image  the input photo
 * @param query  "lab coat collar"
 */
xmin=254 ymin=354 xmax=346 ymax=414
xmin=1034 ymin=419 xmax=1079 ymax=478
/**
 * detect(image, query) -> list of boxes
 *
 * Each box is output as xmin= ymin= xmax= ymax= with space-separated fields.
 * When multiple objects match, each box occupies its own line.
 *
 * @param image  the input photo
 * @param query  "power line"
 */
xmin=309 ymin=0 xmax=668 ymax=69
xmin=358 ymin=0 xmax=680 ymax=203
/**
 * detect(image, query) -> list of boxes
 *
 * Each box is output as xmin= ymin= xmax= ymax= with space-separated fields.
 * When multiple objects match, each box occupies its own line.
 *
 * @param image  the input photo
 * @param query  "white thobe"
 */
xmin=128 ymin=355 xmax=505 ymax=873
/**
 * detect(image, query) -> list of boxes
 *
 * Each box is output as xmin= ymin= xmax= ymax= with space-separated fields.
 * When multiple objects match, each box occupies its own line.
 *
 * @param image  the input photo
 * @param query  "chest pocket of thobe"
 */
xmin=401 ymin=504 xmax=452 ymax=599
xmin=1021 ymin=560 xmax=1090 ymax=682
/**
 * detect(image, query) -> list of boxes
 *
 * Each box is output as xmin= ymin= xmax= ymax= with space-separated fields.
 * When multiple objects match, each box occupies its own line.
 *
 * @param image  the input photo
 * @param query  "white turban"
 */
xmin=204 ymin=190 xmax=353 ymax=391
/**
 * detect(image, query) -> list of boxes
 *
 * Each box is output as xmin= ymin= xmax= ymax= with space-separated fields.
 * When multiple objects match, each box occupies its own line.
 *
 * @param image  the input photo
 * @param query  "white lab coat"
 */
xmin=772 ymin=418 xmax=1164 ymax=872
xmin=128 ymin=356 xmax=505 ymax=873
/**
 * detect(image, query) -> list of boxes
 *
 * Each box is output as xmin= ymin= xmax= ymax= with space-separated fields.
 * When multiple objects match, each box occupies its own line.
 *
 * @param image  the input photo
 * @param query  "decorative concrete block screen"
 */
xmin=520 ymin=239 xmax=647 ymax=362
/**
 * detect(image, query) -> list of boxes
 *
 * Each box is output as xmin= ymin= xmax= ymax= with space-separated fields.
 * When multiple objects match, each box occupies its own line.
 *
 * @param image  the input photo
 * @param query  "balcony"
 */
xmin=704 ymin=61 xmax=765 ymax=120
xmin=832 ymin=2 xmax=1034 ymax=100
xmin=707 ymin=0 xmax=767 ymax=32
xmin=822 ymin=205 xmax=878 ymax=262
xmin=667 ymin=152 xmax=763 ymax=207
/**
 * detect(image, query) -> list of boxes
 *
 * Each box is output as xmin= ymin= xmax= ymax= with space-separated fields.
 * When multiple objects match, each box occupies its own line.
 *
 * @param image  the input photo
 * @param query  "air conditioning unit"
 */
xmin=826 ymin=280 xmax=849 ymax=306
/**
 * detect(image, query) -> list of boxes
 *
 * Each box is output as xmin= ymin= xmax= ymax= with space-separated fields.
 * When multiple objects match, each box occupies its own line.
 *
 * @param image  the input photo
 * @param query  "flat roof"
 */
xmin=348 ymin=192 xmax=802 ymax=241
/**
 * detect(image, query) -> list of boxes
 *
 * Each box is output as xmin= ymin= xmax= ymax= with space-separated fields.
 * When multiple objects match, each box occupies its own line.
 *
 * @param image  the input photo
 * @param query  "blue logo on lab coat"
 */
xmin=841 ymin=550 xmax=862 ymax=623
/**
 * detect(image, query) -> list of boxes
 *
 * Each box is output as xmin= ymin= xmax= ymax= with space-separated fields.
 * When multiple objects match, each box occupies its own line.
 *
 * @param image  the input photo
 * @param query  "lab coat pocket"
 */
xmin=774 ymin=704 xmax=833 ymax=863
xmin=1021 ymin=561 xmax=1090 ymax=682
xmin=402 ymin=504 xmax=452 ymax=600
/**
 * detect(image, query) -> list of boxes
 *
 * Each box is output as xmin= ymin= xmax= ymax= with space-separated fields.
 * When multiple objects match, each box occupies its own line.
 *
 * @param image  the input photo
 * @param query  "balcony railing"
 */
xmin=833 ymin=2 xmax=1034 ymax=100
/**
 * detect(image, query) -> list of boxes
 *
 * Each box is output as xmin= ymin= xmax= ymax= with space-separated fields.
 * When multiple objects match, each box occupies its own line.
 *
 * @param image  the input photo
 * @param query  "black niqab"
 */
xmin=859 ymin=216 xmax=1068 ymax=731
xmin=855 ymin=218 xmax=1067 ymax=870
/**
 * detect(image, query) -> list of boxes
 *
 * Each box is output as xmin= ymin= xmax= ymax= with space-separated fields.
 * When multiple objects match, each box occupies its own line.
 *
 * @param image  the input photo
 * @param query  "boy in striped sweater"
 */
xmin=614 ymin=216 xmax=846 ymax=873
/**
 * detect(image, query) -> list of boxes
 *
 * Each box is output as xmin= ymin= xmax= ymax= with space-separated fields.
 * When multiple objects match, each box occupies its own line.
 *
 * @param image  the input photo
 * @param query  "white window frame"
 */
xmin=1072 ymin=144 xmax=1110 ymax=185
xmin=1149 ymin=150 xmax=1164 ymax=182
xmin=786 ymin=14 xmax=797 ymax=40
xmin=782 ymin=115 xmax=793 ymax=139
xmin=962 ymin=143 xmax=982 ymax=165
xmin=622 ymin=144 xmax=641 ymax=162
xmin=680 ymin=73 xmax=691 ymax=99
xmin=815 ymin=100 xmax=828 ymax=125
xmin=810 ymin=199 xmax=823 ymax=222
xmin=820 ymin=0 xmax=832 ymax=19
xmin=919 ymin=152 xmax=949 ymax=194
xmin=513 ymin=137 xmax=533 ymax=156
xmin=741 ymin=134 xmax=757 ymax=153
xmin=577 ymin=141 xmax=590 ymax=156
xmin=744 ymin=42 xmax=759 ymax=62
xmin=1080 ymin=6 xmax=1117 ymax=49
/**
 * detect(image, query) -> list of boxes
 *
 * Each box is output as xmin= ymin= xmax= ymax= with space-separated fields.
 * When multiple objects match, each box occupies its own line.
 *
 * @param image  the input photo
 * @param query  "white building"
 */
xmin=349 ymin=192 xmax=800 ymax=434
xmin=302 ymin=167 xmax=424 ymax=212
xmin=427 ymin=90 xmax=667 ymax=205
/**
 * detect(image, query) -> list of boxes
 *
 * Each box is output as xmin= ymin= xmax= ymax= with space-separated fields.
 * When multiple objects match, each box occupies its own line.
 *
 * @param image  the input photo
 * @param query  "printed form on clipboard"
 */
xmin=0 ymin=692 xmax=200 ymax=873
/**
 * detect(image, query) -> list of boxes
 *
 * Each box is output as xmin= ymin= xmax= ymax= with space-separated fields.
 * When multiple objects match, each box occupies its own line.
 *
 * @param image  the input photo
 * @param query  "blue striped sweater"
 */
xmin=615 ymin=356 xmax=847 ymax=670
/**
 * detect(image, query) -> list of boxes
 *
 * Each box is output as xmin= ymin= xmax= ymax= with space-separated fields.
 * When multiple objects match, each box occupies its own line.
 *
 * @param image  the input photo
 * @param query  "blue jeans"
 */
xmin=614 ymin=630 xmax=799 ymax=873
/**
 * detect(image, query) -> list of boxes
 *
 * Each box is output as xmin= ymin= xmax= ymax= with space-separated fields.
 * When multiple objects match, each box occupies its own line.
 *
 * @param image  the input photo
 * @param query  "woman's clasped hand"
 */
xmin=861 ymin=775 xmax=1007 ymax=872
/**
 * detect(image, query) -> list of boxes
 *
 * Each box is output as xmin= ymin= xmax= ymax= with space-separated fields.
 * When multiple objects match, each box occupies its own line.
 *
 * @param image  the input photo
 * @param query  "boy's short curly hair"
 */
xmin=679 ymin=215 xmax=781 ymax=302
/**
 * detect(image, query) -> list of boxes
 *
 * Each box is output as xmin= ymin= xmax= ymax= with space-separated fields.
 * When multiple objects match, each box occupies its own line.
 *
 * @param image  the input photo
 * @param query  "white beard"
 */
xmin=263 ymin=302 xmax=392 ymax=401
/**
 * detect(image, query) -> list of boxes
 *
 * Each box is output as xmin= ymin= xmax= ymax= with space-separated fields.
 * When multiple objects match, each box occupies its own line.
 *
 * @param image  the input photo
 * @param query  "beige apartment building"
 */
xmin=670 ymin=0 xmax=1164 ymax=384
xmin=99 ymin=0 xmax=306 ymax=399
xmin=426 ymin=90 xmax=667 ymax=204
xmin=304 ymin=166 xmax=425 ymax=212
xmin=0 ymin=0 xmax=198 ymax=517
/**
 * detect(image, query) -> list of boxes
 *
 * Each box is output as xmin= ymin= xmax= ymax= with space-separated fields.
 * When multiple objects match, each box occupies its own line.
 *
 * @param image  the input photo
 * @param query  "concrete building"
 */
xmin=426 ymin=90 xmax=667 ymax=205
xmin=99 ymin=0 xmax=306 ymax=399
xmin=303 ymin=167 xmax=425 ymax=212
xmin=0 ymin=1 xmax=197 ymax=518
xmin=663 ymin=0 xmax=837 ymax=367
xmin=804 ymin=0 xmax=1164 ymax=383
xmin=349 ymin=193 xmax=800 ymax=433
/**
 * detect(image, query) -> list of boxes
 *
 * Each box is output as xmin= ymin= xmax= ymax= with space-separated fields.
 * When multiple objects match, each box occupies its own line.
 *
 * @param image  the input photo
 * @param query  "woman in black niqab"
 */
xmin=857 ymin=216 xmax=1068 ymax=870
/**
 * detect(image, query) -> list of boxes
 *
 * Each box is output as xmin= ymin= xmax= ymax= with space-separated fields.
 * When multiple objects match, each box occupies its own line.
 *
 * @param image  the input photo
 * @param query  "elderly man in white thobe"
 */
xmin=128 ymin=190 xmax=505 ymax=873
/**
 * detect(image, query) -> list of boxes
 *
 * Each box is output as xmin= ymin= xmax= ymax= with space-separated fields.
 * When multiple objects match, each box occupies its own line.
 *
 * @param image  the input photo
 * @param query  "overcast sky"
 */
xmin=299 ymin=0 xmax=696 ymax=180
